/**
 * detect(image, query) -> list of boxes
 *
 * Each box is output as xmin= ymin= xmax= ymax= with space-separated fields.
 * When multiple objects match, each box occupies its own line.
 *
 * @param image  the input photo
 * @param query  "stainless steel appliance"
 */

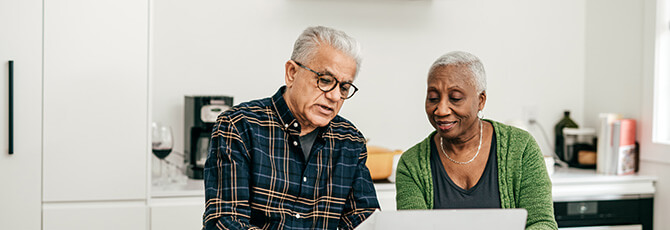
xmin=562 ymin=128 xmax=597 ymax=168
xmin=554 ymin=196 xmax=653 ymax=229
xmin=184 ymin=95 xmax=233 ymax=179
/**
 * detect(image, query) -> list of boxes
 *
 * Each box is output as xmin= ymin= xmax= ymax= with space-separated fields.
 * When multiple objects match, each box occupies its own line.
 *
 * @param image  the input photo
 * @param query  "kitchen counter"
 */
xmin=148 ymin=167 xmax=657 ymax=229
xmin=550 ymin=167 xmax=656 ymax=201
xmin=152 ymin=166 xmax=657 ymax=201
xmin=151 ymin=177 xmax=397 ymax=199
xmin=152 ymin=178 xmax=205 ymax=198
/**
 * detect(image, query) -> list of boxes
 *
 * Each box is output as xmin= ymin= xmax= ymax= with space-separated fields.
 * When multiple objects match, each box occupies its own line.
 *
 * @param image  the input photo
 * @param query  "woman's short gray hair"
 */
xmin=429 ymin=51 xmax=487 ymax=93
xmin=291 ymin=26 xmax=362 ymax=77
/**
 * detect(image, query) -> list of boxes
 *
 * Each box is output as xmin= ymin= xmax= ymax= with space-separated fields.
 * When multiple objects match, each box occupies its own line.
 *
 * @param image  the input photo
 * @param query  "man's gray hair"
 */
xmin=429 ymin=51 xmax=487 ymax=93
xmin=291 ymin=26 xmax=362 ymax=77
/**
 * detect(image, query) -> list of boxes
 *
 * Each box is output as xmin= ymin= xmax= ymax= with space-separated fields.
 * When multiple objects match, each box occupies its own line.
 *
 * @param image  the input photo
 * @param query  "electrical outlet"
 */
xmin=522 ymin=105 xmax=538 ymax=124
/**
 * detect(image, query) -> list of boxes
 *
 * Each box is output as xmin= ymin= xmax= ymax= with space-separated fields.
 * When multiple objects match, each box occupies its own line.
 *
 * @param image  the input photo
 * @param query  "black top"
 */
xmin=299 ymin=128 xmax=319 ymax=161
xmin=430 ymin=126 xmax=501 ymax=209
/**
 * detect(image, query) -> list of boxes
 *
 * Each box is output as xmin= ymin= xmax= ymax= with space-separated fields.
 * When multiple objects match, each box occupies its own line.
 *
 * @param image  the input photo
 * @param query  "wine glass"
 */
xmin=152 ymin=122 xmax=173 ymax=186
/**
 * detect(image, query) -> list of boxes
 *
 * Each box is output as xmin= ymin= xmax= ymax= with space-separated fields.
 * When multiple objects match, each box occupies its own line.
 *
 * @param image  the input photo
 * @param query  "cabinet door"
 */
xmin=0 ymin=0 xmax=43 ymax=229
xmin=43 ymin=202 xmax=147 ymax=230
xmin=375 ymin=186 xmax=397 ymax=211
xmin=151 ymin=198 xmax=205 ymax=230
xmin=42 ymin=0 xmax=149 ymax=202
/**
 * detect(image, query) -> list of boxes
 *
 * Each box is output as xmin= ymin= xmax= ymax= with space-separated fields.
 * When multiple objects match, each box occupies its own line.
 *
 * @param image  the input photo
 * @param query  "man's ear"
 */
xmin=285 ymin=60 xmax=298 ymax=88
xmin=478 ymin=90 xmax=487 ymax=111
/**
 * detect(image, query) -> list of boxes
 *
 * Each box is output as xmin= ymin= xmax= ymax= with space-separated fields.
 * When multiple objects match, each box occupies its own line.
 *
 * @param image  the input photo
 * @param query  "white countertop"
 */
xmin=152 ymin=166 xmax=657 ymax=202
xmin=152 ymin=178 xmax=206 ymax=198
xmin=151 ymin=178 xmax=398 ymax=198
xmin=550 ymin=167 xmax=656 ymax=201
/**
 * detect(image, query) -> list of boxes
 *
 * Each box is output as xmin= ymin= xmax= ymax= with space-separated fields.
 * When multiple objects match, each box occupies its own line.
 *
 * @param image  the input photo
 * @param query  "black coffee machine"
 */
xmin=184 ymin=95 xmax=233 ymax=179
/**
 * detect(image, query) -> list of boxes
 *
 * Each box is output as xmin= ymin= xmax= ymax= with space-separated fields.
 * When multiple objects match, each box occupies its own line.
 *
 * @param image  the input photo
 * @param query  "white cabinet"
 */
xmin=42 ymin=0 xmax=149 ymax=202
xmin=43 ymin=202 xmax=147 ymax=230
xmin=0 ymin=0 xmax=43 ymax=229
xmin=2 ymin=0 xmax=151 ymax=228
xmin=39 ymin=0 xmax=150 ymax=228
xmin=150 ymin=197 xmax=205 ymax=230
xmin=375 ymin=184 xmax=397 ymax=211
xmin=147 ymin=182 xmax=395 ymax=230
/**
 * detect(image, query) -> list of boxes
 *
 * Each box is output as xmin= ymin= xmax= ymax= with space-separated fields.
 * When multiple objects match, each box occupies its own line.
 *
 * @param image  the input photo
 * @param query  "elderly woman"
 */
xmin=395 ymin=51 xmax=558 ymax=229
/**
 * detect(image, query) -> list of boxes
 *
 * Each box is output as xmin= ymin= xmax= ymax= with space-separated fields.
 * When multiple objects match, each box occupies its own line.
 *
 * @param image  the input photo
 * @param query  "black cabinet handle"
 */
xmin=8 ymin=60 xmax=13 ymax=154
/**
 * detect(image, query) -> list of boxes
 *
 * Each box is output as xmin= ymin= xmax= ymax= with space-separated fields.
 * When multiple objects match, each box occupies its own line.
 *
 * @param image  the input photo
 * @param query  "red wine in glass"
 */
xmin=152 ymin=122 xmax=174 ymax=186
xmin=152 ymin=148 xmax=172 ymax=159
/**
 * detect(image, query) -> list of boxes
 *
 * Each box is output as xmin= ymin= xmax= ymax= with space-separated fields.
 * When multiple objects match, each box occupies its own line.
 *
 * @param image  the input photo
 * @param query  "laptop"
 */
xmin=355 ymin=209 xmax=528 ymax=230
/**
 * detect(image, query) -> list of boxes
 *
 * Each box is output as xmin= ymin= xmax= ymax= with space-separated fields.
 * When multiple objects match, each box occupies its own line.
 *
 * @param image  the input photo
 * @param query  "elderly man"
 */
xmin=203 ymin=26 xmax=380 ymax=230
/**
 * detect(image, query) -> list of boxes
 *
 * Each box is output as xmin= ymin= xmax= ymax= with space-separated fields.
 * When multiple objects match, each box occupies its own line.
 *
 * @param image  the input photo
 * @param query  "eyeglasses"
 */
xmin=293 ymin=60 xmax=358 ymax=100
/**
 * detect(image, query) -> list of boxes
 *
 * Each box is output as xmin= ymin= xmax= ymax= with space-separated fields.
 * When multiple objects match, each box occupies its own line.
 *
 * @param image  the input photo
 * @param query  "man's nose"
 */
xmin=324 ymin=86 xmax=342 ymax=101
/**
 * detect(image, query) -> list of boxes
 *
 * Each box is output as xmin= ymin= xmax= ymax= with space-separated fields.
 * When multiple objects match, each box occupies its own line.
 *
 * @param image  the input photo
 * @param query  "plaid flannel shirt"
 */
xmin=203 ymin=87 xmax=379 ymax=230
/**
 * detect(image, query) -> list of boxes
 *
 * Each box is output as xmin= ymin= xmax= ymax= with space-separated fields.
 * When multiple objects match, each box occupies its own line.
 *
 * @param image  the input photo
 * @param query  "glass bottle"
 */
xmin=554 ymin=110 xmax=578 ymax=162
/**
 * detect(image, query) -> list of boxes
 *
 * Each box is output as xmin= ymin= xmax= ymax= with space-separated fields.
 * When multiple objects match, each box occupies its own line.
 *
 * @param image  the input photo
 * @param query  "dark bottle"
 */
xmin=554 ymin=110 xmax=578 ymax=162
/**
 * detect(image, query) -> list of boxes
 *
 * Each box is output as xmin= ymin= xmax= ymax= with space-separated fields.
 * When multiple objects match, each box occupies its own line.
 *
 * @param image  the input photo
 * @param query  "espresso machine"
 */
xmin=184 ymin=95 xmax=233 ymax=179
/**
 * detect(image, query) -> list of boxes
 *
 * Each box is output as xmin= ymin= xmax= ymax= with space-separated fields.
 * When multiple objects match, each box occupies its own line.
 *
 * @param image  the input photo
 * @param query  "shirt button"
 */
xmin=303 ymin=177 xmax=307 ymax=182
xmin=296 ymin=213 xmax=301 ymax=218
xmin=284 ymin=124 xmax=289 ymax=128
xmin=293 ymin=123 xmax=298 ymax=127
xmin=293 ymin=141 xmax=298 ymax=146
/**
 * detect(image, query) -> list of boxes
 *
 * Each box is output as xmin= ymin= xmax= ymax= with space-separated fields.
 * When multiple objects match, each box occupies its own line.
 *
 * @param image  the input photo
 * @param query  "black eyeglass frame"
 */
xmin=292 ymin=60 xmax=359 ymax=100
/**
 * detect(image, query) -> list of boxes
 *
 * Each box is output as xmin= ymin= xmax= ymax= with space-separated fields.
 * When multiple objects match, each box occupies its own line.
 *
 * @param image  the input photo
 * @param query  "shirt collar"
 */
xmin=272 ymin=86 xmax=330 ymax=136
xmin=272 ymin=86 xmax=301 ymax=135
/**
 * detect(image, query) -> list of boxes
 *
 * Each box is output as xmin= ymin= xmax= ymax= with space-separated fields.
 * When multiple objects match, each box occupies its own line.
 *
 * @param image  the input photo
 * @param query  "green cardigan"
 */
xmin=395 ymin=120 xmax=558 ymax=230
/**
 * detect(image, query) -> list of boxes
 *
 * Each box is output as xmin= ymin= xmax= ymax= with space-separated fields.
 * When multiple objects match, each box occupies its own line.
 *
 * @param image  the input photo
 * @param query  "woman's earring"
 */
xmin=477 ymin=110 xmax=483 ymax=119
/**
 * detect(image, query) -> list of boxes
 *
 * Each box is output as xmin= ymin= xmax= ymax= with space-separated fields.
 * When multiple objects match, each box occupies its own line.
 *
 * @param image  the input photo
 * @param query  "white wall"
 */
xmin=584 ymin=0 xmax=670 ymax=228
xmin=641 ymin=0 xmax=670 ymax=228
xmin=152 ymin=0 xmax=670 ymax=228
xmin=639 ymin=160 xmax=670 ymax=228
xmin=152 ymin=0 xmax=586 ymax=155
xmin=584 ymin=0 xmax=643 ymax=127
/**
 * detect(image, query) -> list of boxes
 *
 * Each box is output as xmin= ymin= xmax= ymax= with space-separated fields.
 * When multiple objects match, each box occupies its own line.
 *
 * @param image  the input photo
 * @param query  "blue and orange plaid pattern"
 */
xmin=203 ymin=87 xmax=379 ymax=230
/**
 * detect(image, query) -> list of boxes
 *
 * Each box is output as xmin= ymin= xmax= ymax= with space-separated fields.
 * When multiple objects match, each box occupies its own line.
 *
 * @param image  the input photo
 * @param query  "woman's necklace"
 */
xmin=440 ymin=119 xmax=483 ymax=165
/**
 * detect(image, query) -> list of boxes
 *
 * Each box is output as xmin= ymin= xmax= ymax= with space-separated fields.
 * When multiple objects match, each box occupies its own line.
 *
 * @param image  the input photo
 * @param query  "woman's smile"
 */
xmin=436 ymin=120 xmax=457 ymax=131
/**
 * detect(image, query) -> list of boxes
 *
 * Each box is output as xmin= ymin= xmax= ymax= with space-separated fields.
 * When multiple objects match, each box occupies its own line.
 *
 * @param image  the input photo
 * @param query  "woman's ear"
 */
xmin=478 ymin=90 xmax=487 ymax=111
xmin=285 ymin=60 xmax=298 ymax=88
